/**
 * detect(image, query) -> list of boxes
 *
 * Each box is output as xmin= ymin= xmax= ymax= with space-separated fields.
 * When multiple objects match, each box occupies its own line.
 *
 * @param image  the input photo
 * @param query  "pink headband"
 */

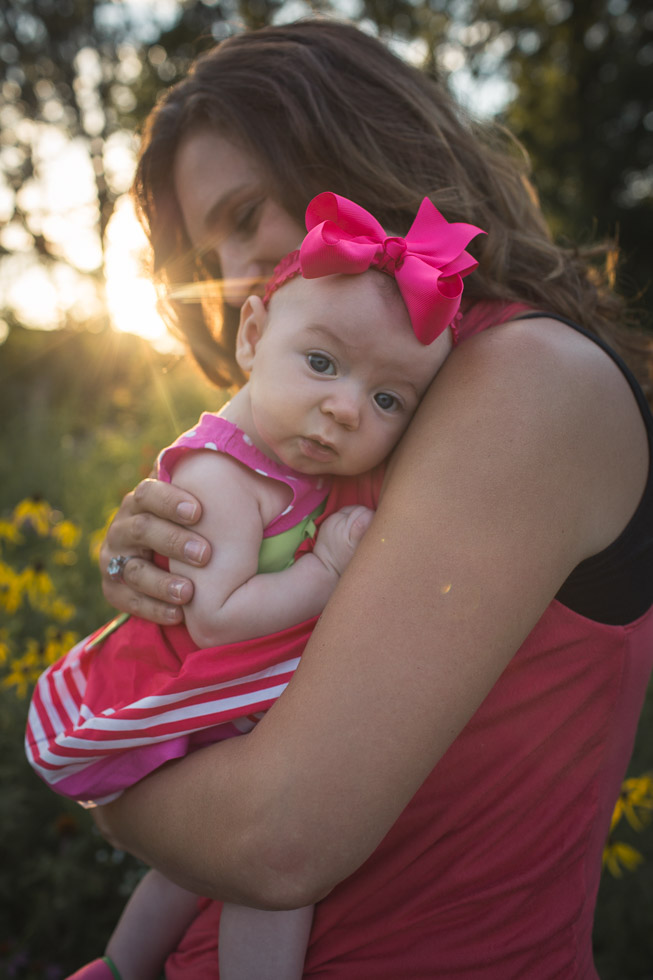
xmin=263 ymin=192 xmax=485 ymax=345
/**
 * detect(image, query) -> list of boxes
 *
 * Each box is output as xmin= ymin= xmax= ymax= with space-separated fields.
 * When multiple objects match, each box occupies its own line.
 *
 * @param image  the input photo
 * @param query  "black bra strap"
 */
xmin=517 ymin=312 xmax=653 ymax=625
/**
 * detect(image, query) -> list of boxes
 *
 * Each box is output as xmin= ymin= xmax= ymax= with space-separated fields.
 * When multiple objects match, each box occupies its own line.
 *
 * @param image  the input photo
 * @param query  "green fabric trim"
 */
xmin=101 ymin=956 xmax=123 ymax=980
xmin=85 ymin=613 xmax=130 ymax=650
xmin=257 ymin=501 xmax=325 ymax=574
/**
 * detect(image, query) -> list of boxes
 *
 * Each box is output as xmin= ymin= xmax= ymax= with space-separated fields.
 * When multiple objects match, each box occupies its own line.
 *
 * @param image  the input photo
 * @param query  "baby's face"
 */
xmin=240 ymin=271 xmax=452 ymax=476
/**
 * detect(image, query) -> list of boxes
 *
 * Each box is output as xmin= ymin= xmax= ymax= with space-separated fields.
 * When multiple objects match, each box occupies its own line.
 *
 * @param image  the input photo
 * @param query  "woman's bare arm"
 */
xmin=94 ymin=318 xmax=648 ymax=909
xmin=99 ymin=477 xmax=211 ymax=624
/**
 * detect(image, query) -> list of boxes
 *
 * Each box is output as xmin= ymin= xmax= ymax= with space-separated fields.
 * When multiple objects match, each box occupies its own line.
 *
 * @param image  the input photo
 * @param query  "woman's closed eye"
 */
xmin=233 ymin=198 xmax=264 ymax=236
xmin=307 ymin=352 xmax=336 ymax=375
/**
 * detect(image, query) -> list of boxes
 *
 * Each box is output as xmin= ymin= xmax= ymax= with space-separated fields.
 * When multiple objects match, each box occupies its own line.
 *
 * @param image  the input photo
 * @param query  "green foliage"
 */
xmin=458 ymin=0 xmax=653 ymax=319
xmin=0 ymin=324 xmax=223 ymax=977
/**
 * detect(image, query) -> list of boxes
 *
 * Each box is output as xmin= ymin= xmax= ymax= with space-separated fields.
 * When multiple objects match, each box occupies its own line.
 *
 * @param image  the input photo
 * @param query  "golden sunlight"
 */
xmin=104 ymin=195 xmax=182 ymax=352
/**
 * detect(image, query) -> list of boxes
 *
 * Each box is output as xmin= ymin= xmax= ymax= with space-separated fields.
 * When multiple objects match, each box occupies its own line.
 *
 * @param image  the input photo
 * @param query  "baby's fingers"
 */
xmin=344 ymin=505 xmax=374 ymax=545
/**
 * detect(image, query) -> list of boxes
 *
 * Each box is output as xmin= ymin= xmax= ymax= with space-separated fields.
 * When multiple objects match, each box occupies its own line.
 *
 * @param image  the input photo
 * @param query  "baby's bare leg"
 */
xmin=219 ymin=902 xmax=314 ymax=980
xmin=106 ymin=869 xmax=198 ymax=980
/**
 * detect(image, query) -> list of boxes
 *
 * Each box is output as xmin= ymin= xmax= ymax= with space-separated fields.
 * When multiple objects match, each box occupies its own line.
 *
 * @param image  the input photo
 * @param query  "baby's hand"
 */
xmin=312 ymin=505 xmax=374 ymax=578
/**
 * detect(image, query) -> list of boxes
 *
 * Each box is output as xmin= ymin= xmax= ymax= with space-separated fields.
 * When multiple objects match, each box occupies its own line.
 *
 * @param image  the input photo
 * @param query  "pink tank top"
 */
xmin=167 ymin=302 xmax=653 ymax=979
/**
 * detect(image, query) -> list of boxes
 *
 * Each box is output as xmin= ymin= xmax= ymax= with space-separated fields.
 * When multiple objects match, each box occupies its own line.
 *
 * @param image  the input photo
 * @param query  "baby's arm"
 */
xmin=169 ymin=451 xmax=373 ymax=647
xmin=104 ymin=869 xmax=198 ymax=980
xmin=219 ymin=902 xmax=314 ymax=980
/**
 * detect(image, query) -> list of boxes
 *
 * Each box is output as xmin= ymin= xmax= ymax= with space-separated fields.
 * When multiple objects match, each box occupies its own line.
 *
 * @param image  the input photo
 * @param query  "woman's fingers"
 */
xmin=117 ymin=511 xmax=210 ymax=566
xmin=103 ymin=479 xmax=210 ymax=565
xmin=99 ymin=480 xmax=211 ymax=621
xmin=101 ymin=547 xmax=191 ymax=623
xmin=132 ymin=477 xmax=202 ymax=526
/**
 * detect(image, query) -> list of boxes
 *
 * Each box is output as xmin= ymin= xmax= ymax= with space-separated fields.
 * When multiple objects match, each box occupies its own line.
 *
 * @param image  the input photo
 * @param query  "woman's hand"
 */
xmin=100 ymin=478 xmax=211 ymax=624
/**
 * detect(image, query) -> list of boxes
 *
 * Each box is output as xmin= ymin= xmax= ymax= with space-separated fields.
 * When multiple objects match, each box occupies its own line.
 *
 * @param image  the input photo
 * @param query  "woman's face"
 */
xmin=173 ymin=129 xmax=305 ymax=307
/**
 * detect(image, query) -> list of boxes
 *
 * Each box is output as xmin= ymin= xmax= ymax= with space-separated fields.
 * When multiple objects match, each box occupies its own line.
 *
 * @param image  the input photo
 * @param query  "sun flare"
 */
xmin=104 ymin=195 xmax=181 ymax=352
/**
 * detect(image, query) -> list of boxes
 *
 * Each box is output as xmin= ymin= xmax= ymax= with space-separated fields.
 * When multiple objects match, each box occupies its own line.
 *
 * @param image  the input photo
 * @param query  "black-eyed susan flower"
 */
xmin=0 ymin=518 xmax=23 ymax=548
xmin=20 ymin=562 xmax=55 ymax=611
xmin=13 ymin=496 xmax=53 ymax=537
xmin=46 ymin=597 xmax=76 ymax=623
xmin=43 ymin=627 xmax=78 ymax=666
xmin=611 ymin=774 xmax=653 ymax=833
xmin=602 ymin=840 xmax=645 ymax=878
xmin=51 ymin=519 xmax=81 ymax=550
xmin=2 ymin=641 xmax=43 ymax=698
xmin=0 ymin=629 xmax=10 ymax=665
xmin=0 ymin=559 xmax=24 ymax=614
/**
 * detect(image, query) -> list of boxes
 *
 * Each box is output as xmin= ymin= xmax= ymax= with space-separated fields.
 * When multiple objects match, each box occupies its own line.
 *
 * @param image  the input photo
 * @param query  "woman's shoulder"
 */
xmin=451 ymin=310 xmax=643 ymax=411
xmin=416 ymin=313 xmax=649 ymax=561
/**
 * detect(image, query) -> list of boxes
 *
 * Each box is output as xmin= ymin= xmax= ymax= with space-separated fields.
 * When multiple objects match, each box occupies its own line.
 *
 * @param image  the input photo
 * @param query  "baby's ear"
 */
xmin=236 ymin=295 xmax=267 ymax=372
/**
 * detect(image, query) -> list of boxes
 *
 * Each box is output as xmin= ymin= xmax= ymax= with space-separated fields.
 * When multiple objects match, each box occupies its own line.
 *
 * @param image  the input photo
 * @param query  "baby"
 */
xmin=27 ymin=192 xmax=483 ymax=980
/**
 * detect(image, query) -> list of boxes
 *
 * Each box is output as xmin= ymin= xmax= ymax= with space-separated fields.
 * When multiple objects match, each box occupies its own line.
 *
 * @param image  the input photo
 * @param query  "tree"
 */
xmin=452 ymin=0 xmax=653 ymax=318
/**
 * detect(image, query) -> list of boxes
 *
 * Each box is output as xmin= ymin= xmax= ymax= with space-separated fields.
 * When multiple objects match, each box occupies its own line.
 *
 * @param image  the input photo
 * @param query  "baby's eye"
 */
xmin=374 ymin=392 xmax=399 ymax=412
xmin=307 ymin=353 xmax=336 ymax=375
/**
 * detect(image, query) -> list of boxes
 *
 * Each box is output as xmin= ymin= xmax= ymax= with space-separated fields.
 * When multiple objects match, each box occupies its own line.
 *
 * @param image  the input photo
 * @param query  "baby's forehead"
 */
xmin=270 ymin=268 xmax=428 ymax=359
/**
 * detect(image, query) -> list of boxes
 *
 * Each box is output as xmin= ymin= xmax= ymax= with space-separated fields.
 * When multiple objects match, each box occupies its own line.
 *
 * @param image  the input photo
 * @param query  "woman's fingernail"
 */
xmin=177 ymin=502 xmax=197 ymax=521
xmin=184 ymin=540 xmax=206 ymax=563
xmin=165 ymin=605 xmax=182 ymax=623
xmin=168 ymin=581 xmax=187 ymax=601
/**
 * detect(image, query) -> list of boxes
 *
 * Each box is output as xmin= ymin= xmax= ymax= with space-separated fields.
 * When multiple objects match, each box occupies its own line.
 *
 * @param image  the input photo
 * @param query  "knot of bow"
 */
xmin=299 ymin=192 xmax=485 ymax=345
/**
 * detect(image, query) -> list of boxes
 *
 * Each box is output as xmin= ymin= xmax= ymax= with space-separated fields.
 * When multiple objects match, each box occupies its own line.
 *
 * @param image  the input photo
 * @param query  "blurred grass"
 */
xmin=0 ymin=323 xmax=651 ymax=977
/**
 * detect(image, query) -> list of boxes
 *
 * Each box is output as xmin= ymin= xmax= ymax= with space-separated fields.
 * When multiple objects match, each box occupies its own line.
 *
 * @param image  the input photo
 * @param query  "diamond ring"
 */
xmin=107 ymin=555 xmax=136 ymax=583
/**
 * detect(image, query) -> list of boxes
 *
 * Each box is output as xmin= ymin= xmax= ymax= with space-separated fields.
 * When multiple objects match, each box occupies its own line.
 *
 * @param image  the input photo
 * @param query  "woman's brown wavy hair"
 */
xmin=133 ymin=18 xmax=650 ymax=392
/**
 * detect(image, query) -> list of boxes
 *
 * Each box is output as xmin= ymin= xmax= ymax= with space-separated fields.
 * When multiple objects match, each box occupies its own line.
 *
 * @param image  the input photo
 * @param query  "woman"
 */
xmin=94 ymin=19 xmax=653 ymax=978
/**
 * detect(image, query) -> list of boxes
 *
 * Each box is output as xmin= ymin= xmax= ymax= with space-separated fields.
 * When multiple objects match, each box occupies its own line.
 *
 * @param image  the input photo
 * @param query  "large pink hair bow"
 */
xmin=299 ymin=192 xmax=485 ymax=345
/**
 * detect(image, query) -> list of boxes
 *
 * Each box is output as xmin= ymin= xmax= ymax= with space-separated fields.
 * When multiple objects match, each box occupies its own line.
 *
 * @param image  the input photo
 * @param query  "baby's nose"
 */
xmin=321 ymin=386 xmax=362 ymax=429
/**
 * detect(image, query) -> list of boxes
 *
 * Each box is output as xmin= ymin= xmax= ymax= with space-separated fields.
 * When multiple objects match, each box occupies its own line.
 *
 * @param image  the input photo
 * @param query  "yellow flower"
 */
xmin=0 ymin=518 xmax=23 ymax=546
xmin=89 ymin=508 xmax=118 ymax=563
xmin=53 ymin=549 xmax=78 ymax=566
xmin=51 ymin=519 xmax=81 ymax=549
xmin=2 ymin=640 xmax=43 ymax=698
xmin=610 ymin=774 xmax=653 ymax=833
xmin=0 ymin=628 xmax=11 ymax=664
xmin=20 ymin=563 xmax=55 ymax=610
xmin=13 ymin=496 xmax=53 ymax=537
xmin=0 ymin=559 xmax=24 ymax=613
xmin=43 ymin=627 xmax=78 ymax=666
xmin=602 ymin=840 xmax=645 ymax=878
xmin=47 ymin=597 xmax=76 ymax=623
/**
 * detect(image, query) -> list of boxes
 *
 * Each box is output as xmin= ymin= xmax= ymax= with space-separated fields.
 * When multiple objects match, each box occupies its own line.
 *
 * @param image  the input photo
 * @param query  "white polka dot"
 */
xmin=204 ymin=442 xmax=218 ymax=450
xmin=186 ymin=430 xmax=197 ymax=437
xmin=286 ymin=475 xmax=297 ymax=481
xmin=242 ymin=434 xmax=253 ymax=445
xmin=255 ymin=468 xmax=268 ymax=477
xmin=281 ymin=505 xmax=294 ymax=516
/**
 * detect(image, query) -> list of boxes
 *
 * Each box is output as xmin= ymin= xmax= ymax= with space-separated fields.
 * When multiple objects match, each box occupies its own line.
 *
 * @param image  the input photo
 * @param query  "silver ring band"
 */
xmin=107 ymin=555 xmax=136 ymax=583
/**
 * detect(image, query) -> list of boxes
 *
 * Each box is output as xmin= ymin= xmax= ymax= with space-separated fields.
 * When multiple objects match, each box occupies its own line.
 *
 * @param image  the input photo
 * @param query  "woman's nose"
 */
xmin=320 ymin=386 xmax=362 ymax=430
